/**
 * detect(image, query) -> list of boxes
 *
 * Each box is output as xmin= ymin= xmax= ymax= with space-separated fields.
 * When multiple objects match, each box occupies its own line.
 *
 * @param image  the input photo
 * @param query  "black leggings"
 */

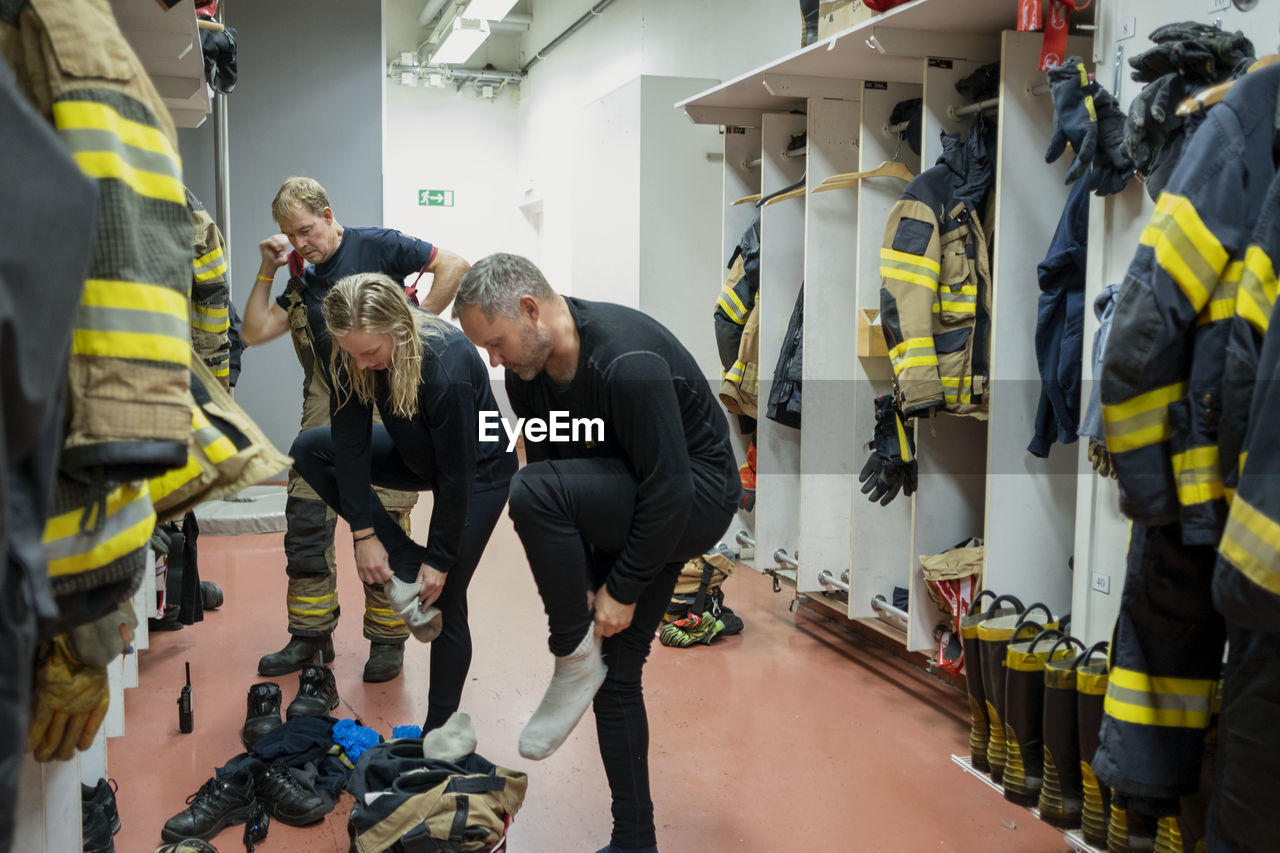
xmin=507 ymin=456 xmax=733 ymax=849
xmin=291 ymin=426 xmax=514 ymax=731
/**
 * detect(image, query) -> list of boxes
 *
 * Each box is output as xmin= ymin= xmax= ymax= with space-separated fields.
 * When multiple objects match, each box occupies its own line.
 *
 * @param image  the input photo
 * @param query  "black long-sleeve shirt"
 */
xmin=331 ymin=320 xmax=510 ymax=573
xmin=506 ymin=298 xmax=740 ymax=603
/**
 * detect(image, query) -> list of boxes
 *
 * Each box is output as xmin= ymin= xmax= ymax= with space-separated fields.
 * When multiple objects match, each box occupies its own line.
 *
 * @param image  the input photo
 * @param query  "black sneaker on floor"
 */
xmin=81 ymin=776 xmax=120 ymax=836
xmin=253 ymin=762 xmax=327 ymax=826
xmin=285 ymin=663 xmax=339 ymax=719
xmin=718 ymin=606 xmax=745 ymax=637
xmin=80 ymin=806 xmax=115 ymax=853
xmin=160 ymin=766 xmax=256 ymax=842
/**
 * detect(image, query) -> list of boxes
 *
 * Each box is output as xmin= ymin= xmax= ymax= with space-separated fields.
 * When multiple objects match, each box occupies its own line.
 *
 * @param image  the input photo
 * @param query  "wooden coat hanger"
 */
xmin=730 ymin=193 xmax=762 ymax=206
xmin=762 ymin=186 xmax=807 ymax=206
xmin=812 ymin=160 xmax=916 ymax=193
xmin=1177 ymin=54 xmax=1280 ymax=117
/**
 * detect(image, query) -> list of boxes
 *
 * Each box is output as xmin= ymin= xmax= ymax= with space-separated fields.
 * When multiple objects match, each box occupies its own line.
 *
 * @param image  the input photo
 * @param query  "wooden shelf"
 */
xmin=111 ymin=0 xmax=211 ymax=128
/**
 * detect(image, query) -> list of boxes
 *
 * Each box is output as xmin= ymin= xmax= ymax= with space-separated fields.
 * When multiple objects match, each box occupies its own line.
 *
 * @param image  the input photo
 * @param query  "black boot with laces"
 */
xmin=160 ymin=765 xmax=256 ymax=842
xmin=253 ymin=762 xmax=327 ymax=825
xmin=285 ymin=663 xmax=339 ymax=719
xmin=240 ymin=681 xmax=283 ymax=749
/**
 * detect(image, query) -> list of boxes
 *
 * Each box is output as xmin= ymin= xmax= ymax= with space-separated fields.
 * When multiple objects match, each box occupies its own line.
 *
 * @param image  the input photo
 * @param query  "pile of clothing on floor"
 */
xmin=139 ymin=711 xmax=526 ymax=852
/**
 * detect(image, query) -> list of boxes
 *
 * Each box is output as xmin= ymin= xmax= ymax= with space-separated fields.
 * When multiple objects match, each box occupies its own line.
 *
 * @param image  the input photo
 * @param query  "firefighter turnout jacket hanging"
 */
xmin=879 ymin=120 xmax=996 ymax=419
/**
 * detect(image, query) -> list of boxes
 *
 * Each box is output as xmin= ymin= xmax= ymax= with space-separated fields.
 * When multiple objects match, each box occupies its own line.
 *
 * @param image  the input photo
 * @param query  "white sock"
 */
xmin=422 ymin=711 xmax=478 ymax=762
xmin=518 ymin=630 xmax=607 ymax=760
xmin=384 ymin=577 xmax=443 ymax=643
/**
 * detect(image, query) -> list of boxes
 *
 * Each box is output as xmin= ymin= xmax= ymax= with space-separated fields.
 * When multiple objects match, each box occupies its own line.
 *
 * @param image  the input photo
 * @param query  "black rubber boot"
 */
xmin=257 ymin=634 xmax=334 ymax=677
xmin=253 ymin=762 xmax=327 ymax=825
xmin=1039 ymin=637 xmax=1086 ymax=829
xmin=362 ymin=640 xmax=404 ymax=683
xmin=240 ymin=682 xmax=284 ymax=749
xmin=1077 ymin=641 xmax=1112 ymax=849
xmin=959 ymin=590 xmax=999 ymax=773
xmin=1002 ymin=624 xmax=1060 ymax=807
xmin=285 ymin=664 xmax=339 ymax=719
xmin=160 ymin=766 xmax=256 ymax=842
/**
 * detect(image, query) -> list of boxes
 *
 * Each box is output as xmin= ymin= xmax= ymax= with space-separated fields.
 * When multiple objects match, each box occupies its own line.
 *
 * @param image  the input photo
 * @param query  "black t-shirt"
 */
xmin=331 ymin=319 xmax=511 ymax=573
xmin=506 ymin=298 xmax=740 ymax=602
xmin=276 ymin=226 xmax=436 ymax=375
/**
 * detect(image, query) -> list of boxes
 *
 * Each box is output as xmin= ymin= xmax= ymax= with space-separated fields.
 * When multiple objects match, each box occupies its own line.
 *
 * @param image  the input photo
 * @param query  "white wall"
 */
xmin=513 ymin=0 xmax=798 ymax=293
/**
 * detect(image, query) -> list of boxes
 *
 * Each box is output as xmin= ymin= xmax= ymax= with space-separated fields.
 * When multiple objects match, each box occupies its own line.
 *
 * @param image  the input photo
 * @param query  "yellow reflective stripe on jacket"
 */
xmin=192 ymin=408 xmax=237 ymax=463
xmin=718 ymin=282 xmax=747 ymax=320
xmin=941 ymin=375 xmax=973 ymax=405
xmin=939 ymin=286 xmax=978 ymax=314
xmin=724 ymin=360 xmax=746 ymax=384
xmin=75 ymin=278 xmax=192 ymax=363
xmin=1197 ymin=262 xmax=1241 ymax=326
xmin=889 ymin=336 xmax=938 ymax=372
xmin=42 ymin=482 xmax=155 ymax=577
xmin=1236 ymin=245 xmax=1278 ymax=337
xmin=881 ymin=248 xmax=940 ymax=291
xmin=1172 ymin=445 xmax=1224 ymax=507
xmin=1102 ymin=382 xmax=1187 ymax=454
xmin=148 ymin=455 xmax=203 ymax=505
xmin=193 ymin=246 xmax=227 ymax=283
xmin=1219 ymin=494 xmax=1280 ymax=596
xmin=54 ymin=101 xmax=184 ymax=205
xmin=1104 ymin=666 xmax=1215 ymax=729
xmin=192 ymin=303 xmax=230 ymax=334
xmin=1139 ymin=193 xmax=1229 ymax=312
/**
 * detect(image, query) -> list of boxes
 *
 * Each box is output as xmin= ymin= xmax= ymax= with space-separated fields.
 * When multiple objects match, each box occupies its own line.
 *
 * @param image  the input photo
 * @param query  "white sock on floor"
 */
xmin=422 ymin=711 xmax=478 ymax=762
xmin=384 ymin=577 xmax=444 ymax=643
xmin=518 ymin=630 xmax=607 ymax=760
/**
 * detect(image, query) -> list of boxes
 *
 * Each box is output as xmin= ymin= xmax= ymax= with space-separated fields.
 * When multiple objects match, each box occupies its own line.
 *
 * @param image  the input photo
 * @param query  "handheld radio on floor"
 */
xmin=178 ymin=661 xmax=194 ymax=733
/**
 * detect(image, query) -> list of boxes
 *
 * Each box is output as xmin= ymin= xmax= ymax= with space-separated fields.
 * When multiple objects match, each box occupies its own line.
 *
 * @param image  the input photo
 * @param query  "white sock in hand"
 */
xmin=518 ymin=630 xmax=607 ymax=760
xmin=384 ymin=577 xmax=443 ymax=643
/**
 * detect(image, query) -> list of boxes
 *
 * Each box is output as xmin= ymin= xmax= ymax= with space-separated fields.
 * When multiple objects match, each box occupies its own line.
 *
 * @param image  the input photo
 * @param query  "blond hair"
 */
xmin=323 ymin=273 xmax=450 ymax=419
xmin=272 ymin=176 xmax=330 ymax=223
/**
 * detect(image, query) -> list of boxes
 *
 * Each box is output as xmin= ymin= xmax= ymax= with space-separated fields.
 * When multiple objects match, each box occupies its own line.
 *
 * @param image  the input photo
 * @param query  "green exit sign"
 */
xmin=418 ymin=189 xmax=454 ymax=207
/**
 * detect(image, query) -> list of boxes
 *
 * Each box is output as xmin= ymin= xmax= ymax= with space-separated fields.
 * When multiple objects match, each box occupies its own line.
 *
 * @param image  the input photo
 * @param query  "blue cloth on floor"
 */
xmin=333 ymin=718 xmax=382 ymax=762
xmin=391 ymin=724 xmax=422 ymax=740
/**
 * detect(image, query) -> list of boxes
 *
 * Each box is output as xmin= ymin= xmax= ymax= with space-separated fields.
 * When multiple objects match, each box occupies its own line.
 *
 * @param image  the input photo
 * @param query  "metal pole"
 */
xmin=212 ymin=2 xmax=231 ymax=282
xmin=818 ymin=570 xmax=849 ymax=593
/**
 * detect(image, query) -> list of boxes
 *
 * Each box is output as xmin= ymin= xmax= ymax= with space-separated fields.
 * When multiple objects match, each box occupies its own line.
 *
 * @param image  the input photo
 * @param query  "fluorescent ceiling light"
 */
xmin=431 ymin=16 xmax=490 ymax=65
xmin=463 ymin=0 xmax=518 ymax=21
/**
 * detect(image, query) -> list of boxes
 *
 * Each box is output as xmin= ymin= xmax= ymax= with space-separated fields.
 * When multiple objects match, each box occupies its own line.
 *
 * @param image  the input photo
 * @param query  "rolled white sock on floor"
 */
xmin=422 ymin=711 xmax=478 ymax=762
xmin=518 ymin=630 xmax=607 ymax=760
xmin=384 ymin=577 xmax=444 ymax=643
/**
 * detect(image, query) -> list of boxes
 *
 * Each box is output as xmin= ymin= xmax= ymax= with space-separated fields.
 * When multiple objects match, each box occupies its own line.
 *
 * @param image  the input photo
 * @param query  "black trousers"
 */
xmin=507 ymin=456 xmax=733 ymax=849
xmin=291 ymin=426 xmax=515 ymax=730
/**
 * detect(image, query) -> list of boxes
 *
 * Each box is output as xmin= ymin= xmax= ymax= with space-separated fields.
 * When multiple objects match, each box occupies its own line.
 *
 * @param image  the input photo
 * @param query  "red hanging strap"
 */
xmin=1017 ymin=0 xmax=1041 ymax=31
xmin=1039 ymin=0 xmax=1074 ymax=70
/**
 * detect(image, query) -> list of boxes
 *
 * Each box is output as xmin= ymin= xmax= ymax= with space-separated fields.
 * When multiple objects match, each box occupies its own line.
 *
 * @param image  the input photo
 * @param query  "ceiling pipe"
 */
xmin=418 ymin=0 xmax=453 ymax=28
xmin=521 ymin=0 xmax=618 ymax=75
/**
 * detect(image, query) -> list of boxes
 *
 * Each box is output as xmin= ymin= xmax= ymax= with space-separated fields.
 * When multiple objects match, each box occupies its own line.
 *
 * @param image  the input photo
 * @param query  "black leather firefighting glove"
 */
xmin=1123 ymin=73 xmax=1194 ymax=199
xmin=858 ymin=395 xmax=917 ymax=506
xmin=1045 ymin=57 xmax=1132 ymax=196
xmin=1129 ymin=22 xmax=1253 ymax=84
